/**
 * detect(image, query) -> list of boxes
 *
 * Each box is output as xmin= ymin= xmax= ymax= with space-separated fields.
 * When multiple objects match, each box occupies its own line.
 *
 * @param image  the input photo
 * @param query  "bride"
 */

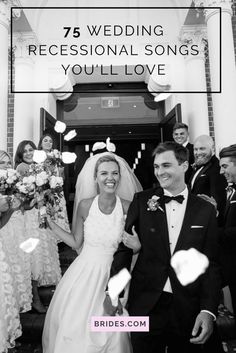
xmin=42 ymin=151 xmax=142 ymax=353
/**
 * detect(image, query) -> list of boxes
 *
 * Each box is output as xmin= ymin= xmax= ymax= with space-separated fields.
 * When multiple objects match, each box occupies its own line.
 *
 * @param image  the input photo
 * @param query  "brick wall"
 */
xmin=233 ymin=1 xmax=236 ymax=56
xmin=205 ymin=1 xmax=236 ymax=140
xmin=205 ymin=45 xmax=215 ymax=139
xmin=7 ymin=48 xmax=14 ymax=158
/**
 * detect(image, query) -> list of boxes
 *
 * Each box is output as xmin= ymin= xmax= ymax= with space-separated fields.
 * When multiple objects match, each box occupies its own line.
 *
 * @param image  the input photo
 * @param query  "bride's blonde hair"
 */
xmin=94 ymin=154 xmax=120 ymax=179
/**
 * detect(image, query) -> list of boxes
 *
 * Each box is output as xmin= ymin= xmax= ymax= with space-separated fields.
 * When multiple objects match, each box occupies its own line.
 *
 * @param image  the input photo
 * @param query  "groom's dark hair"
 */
xmin=153 ymin=141 xmax=189 ymax=165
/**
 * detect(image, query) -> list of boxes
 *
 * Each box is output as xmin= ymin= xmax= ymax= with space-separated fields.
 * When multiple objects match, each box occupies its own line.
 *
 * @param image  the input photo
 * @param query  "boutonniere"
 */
xmin=147 ymin=195 xmax=164 ymax=212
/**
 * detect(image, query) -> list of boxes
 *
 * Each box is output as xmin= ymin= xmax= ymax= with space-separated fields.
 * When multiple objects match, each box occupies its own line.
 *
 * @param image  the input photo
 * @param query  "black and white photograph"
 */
xmin=0 ymin=0 xmax=236 ymax=352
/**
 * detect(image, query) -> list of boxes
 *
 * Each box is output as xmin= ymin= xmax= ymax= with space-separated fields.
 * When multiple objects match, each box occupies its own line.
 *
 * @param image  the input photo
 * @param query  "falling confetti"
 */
xmin=108 ymin=268 xmax=131 ymax=306
xmin=19 ymin=238 xmax=40 ymax=253
xmin=171 ymin=248 xmax=209 ymax=286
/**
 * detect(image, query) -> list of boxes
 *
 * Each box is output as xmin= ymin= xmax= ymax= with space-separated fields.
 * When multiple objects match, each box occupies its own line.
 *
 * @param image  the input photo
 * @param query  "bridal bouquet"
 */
xmin=0 ymin=168 xmax=20 ymax=195
xmin=16 ymin=162 xmax=64 ymax=228
xmin=44 ymin=149 xmax=63 ymax=171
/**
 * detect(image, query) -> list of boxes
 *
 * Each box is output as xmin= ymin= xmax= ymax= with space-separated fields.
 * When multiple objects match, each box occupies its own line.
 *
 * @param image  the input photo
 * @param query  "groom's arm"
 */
xmin=110 ymin=193 xmax=140 ymax=278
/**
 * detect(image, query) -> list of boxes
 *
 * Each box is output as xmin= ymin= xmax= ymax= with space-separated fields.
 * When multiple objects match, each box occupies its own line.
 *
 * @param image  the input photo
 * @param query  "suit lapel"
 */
xmin=151 ymin=188 xmax=171 ymax=257
xmin=192 ymin=162 xmax=211 ymax=186
xmin=224 ymin=189 xmax=236 ymax=218
xmin=173 ymin=194 xmax=197 ymax=253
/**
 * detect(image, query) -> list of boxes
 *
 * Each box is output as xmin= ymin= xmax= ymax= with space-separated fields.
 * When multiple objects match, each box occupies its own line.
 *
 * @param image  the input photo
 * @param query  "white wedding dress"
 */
xmin=42 ymin=195 xmax=132 ymax=353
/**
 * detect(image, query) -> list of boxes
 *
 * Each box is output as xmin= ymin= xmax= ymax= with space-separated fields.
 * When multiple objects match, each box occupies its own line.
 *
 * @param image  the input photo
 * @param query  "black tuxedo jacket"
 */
xmin=220 ymin=190 xmax=236 ymax=285
xmin=189 ymin=155 xmax=227 ymax=226
xmin=185 ymin=142 xmax=194 ymax=183
xmin=111 ymin=187 xmax=221 ymax=335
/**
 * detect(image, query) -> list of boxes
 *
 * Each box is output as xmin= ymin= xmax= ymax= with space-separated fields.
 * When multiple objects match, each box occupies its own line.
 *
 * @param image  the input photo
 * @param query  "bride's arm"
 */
xmin=47 ymin=199 xmax=88 ymax=250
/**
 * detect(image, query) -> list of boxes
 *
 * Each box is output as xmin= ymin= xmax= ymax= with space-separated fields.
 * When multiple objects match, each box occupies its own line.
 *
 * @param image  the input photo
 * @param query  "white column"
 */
xmin=195 ymin=0 xmax=236 ymax=153
xmin=180 ymin=25 xmax=209 ymax=140
xmin=13 ymin=32 xmax=36 ymax=154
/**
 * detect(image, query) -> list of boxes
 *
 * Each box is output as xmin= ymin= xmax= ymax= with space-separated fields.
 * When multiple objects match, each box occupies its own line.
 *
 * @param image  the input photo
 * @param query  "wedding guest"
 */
xmin=172 ymin=122 xmax=194 ymax=183
xmin=42 ymin=152 xmax=142 ymax=353
xmin=189 ymin=135 xmax=227 ymax=226
xmin=219 ymin=144 xmax=236 ymax=336
xmin=38 ymin=133 xmax=70 ymax=233
xmin=0 ymin=201 xmax=22 ymax=352
xmin=0 ymin=150 xmax=32 ymax=313
xmin=108 ymin=141 xmax=222 ymax=353
xmin=15 ymin=140 xmax=61 ymax=313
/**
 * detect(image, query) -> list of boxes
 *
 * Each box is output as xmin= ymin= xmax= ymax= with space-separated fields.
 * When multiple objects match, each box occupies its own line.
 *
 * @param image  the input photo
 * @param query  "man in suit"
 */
xmin=189 ymin=135 xmax=227 ymax=226
xmin=108 ymin=141 xmax=222 ymax=353
xmin=219 ymin=144 xmax=236 ymax=336
xmin=172 ymin=122 xmax=194 ymax=183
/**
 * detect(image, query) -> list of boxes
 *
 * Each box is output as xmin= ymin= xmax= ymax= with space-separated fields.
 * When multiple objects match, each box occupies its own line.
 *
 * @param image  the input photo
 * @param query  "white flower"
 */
xmin=39 ymin=206 xmax=47 ymax=216
xmin=33 ymin=150 xmax=47 ymax=164
xmin=6 ymin=177 xmax=14 ymax=184
xmin=54 ymin=121 xmax=66 ymax=133
xmin=52 ymin=149 xmax=61 ymax=159
xmin=35 ymin=171 xmax=48 ymax=186
xmin=61 ymin=152 xmax=77 ymax=164
xmin=0 ymin=170 xmax=7 ymax=179
xmin=7 ymin=169 xmax=18 ymax=178
xmin=64 ymin=130 xmax=77 ymax=141
xmin=49 ymin=176 xmax=63 ymax=188
xmin=18 ymin=184 xmax=28 ymax=194
xmin=147 ymin=195 xmax=163 ymax=212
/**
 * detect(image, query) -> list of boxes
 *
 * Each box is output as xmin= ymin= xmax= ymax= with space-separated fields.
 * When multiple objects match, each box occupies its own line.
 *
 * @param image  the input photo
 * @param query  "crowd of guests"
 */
xmin=0 ymin=134 xmax=69 ymax=353
xmin=1 ymin=123 xmax=236 ymax=353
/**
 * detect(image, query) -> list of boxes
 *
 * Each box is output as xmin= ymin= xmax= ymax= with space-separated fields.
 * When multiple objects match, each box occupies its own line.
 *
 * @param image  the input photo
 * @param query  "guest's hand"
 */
xmin=190 ymin=312 xmax=214 ymax=344
xmin=122 ymin=226 xmax=141 ymax=254
xmin=23 ymin=197 xmax=37 ymax=210
xmin=0 ymin=196 xmax=10 ymax=212
xmin=11 ymin=196 xmax=22 ymax=210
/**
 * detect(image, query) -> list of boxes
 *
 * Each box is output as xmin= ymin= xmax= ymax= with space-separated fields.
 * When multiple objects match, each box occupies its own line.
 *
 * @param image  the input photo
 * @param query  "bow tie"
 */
xmin=161 ymin=195 xmax=185 ymax=204
xmin=226 ymin=184 xmax=236 ymax=199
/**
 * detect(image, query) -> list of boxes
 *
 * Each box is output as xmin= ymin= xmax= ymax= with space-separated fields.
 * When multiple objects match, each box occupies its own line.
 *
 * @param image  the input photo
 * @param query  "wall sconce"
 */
xmin=85 ymin=145 xmax=89 ymax=152
xmin=135 ymin=158 xmax=138 ymax=164
xmin=141 ymin=143 xmax=145 ymax=150
xmin=137 ymin=151 xmax=141 ymax=159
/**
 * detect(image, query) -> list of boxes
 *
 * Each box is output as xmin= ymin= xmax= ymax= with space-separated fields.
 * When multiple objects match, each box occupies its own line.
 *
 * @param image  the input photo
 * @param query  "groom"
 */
xmin=108 ymin=141 xmax=222 ymax=353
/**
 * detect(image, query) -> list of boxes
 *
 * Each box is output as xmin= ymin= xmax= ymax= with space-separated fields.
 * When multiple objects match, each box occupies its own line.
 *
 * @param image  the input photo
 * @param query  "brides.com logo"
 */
xmin=90 ymin=316 xmax=149 ymax=332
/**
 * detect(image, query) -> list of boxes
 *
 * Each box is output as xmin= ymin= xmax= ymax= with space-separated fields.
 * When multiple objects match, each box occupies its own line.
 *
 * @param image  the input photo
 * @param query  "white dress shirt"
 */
xmin=163 ymin=187 xmax=188 ymax=293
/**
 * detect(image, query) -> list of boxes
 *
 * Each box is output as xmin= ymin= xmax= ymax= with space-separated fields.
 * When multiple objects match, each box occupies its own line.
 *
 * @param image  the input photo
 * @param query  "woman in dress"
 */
xmin=37 ymin=133 xmax=70 ymax=233
xmin=0 ymin=150 xmax=32 ymax=314
xmin=15 ymin=140 xmax=61 ymax=313
xmin=0 ymin=196 xmax=22 ymax=353
xmin=42 ymin=152 xmax=142 ymax=353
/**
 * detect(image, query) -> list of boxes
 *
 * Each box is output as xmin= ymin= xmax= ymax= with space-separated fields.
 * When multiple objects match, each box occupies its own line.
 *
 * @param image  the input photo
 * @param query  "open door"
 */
xmin=40 ymin=108 xmax=61 ymax=150
xmin=160 ymin=104 xmax=182 ymax=142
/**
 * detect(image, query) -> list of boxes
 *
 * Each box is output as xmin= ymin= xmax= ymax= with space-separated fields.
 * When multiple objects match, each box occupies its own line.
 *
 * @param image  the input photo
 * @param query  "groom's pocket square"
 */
xmin=191 ymin=225 xmax=204 ymax=228
xmin=230 ymin=200 xmax=236 ymax=204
